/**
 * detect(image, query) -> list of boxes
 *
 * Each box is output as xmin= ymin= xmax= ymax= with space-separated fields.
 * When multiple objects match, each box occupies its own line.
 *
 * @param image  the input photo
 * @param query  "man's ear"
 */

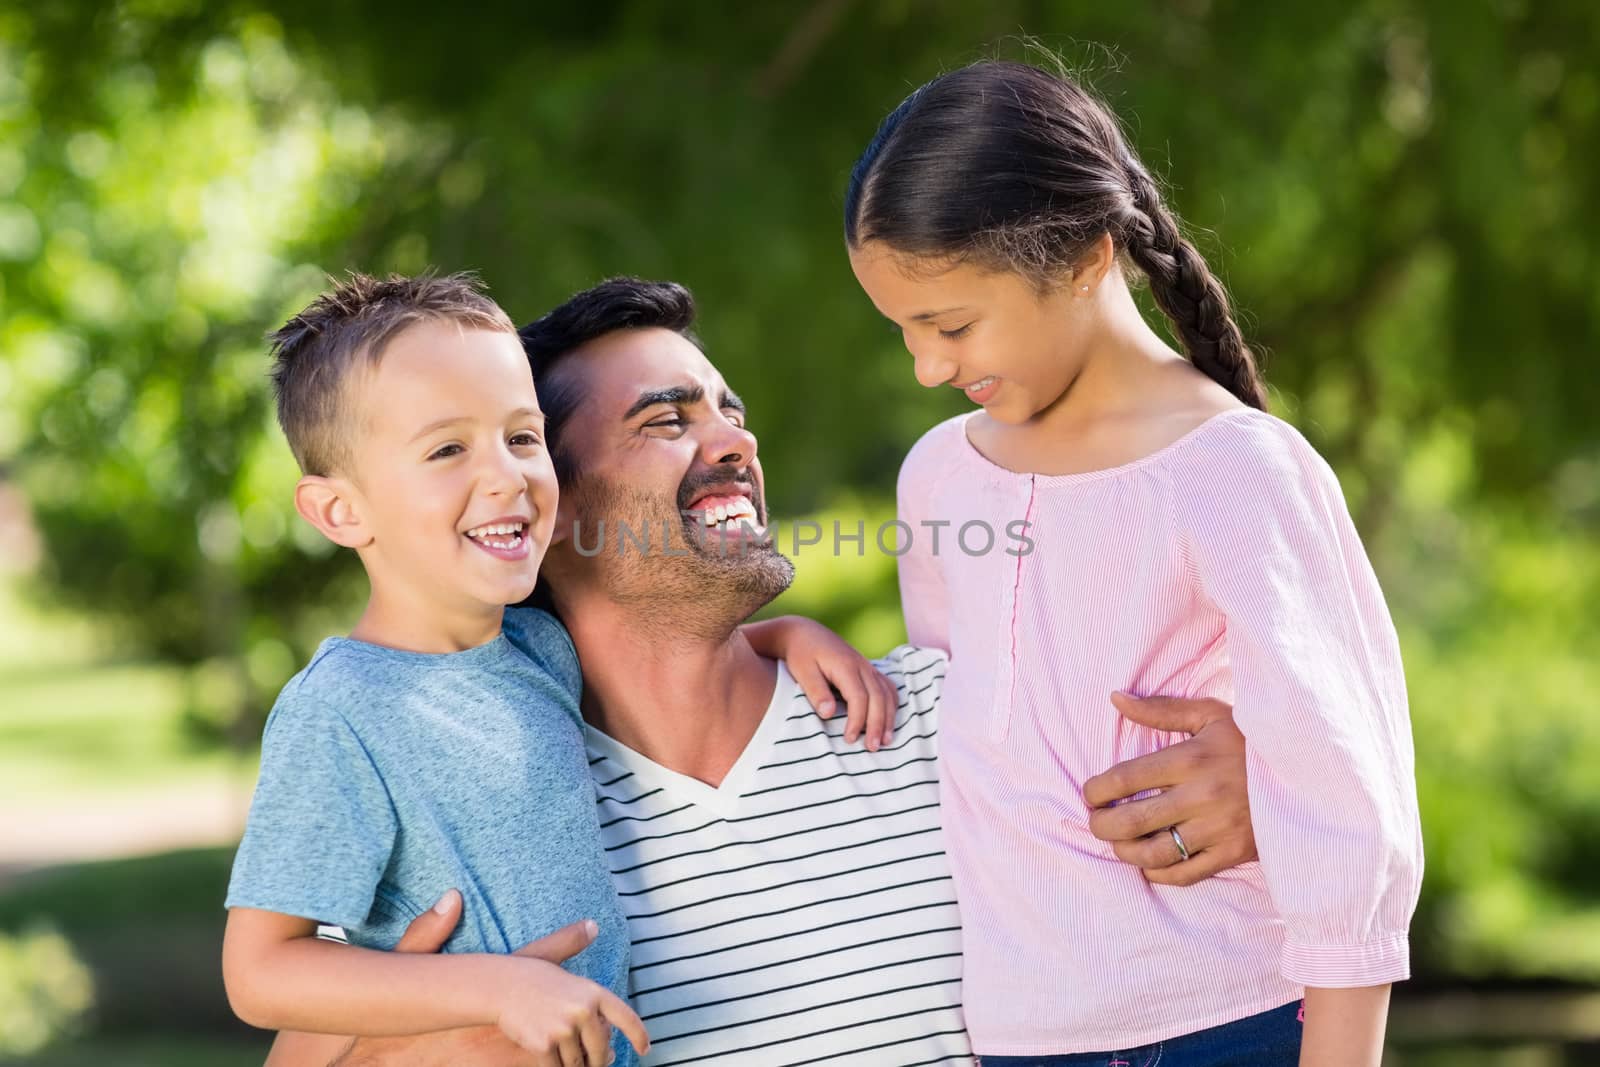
xmin=547 ymin=485 xmax=577 ymax=546
xmin=294 ymin=475 xmax=373 ymax=549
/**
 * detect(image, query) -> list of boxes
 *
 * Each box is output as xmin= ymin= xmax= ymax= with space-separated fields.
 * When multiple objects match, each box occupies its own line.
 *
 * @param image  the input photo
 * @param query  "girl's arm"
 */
xmin=222 ymin=907 xmax=648 ymax=1059
xmin=1176 ymin=418 xmax=1423 ymax=991
xmin=1300 ymin=985 xmax=1391 ymax=1067
xmin=895 ymin=438 xmax=952 ymax=654
xmin=754 ymin=430 xmax=958 ymax=752
xmin=741 ymin=616 xmax=899 ymax=748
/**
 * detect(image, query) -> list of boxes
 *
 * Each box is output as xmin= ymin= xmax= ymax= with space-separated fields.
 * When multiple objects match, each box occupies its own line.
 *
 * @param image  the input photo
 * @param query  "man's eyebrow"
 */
xmin=624 ymin=385 xmax=704 ymax=420
xmin=719 ymin=389 xmax=746 ymax=413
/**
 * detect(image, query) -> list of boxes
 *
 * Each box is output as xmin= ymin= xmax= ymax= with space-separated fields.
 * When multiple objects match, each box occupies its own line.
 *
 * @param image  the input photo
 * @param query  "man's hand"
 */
xmin=1080 ymin=693 xmax=1257 ymax=887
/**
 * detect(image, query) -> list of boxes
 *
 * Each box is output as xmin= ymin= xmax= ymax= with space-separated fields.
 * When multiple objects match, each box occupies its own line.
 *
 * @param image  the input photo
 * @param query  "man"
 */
xmin=268 ymin=279 xmax=1257 ymax=1066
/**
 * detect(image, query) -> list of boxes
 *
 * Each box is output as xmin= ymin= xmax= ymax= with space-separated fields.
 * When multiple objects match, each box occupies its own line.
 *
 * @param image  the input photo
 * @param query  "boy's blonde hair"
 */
xmin=269 ymin=272 xmax=516 ymax=476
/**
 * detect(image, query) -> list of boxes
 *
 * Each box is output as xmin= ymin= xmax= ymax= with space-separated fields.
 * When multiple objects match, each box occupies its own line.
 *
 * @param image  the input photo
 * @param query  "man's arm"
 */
xmin=1080 ymin=693 xmax=1257 ymax=887
xmin=265 ymin=1032 xmax=353 ymax=1067
xmin=270 ymin=1016 xmax=529 ymax=1067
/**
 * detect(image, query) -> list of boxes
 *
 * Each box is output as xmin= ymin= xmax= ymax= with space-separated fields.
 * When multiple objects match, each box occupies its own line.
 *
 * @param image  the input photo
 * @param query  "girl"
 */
xmin=844 ymin=61 xmax=1422 ymax=1067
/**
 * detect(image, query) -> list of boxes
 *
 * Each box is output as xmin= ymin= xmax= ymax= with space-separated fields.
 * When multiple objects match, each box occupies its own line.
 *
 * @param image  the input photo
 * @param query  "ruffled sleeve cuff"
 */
xmin=1282 ymin=933 xmax=1411 ymax=987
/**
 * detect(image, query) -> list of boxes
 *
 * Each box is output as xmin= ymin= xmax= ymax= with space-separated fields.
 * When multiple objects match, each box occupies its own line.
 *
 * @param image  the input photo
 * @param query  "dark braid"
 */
xmin=846 ymin=60 xmax=1268 ymax=410
xmin=1116 ymin=162 xmax=1267 ymax=409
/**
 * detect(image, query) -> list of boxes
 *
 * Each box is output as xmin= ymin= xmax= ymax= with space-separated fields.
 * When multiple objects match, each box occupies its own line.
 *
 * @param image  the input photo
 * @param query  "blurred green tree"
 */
xmin=1 ymin=9 xmax=434 ymax=739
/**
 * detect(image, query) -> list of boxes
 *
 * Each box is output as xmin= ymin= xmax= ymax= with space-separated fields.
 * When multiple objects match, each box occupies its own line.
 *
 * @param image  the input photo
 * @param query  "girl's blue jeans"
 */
xmin=976 ymin=999 xmax=1303 ymax=1067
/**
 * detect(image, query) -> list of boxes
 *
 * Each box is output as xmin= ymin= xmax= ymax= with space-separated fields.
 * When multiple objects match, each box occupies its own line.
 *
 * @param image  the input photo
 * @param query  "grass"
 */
xmin=0 ymin=849 xmax=244 ymax=1040
xmin=0 ymin=583 xmax=260 ymax=1058
xmin=0 ymin=848 xmax=237 ymax=933
xmin=5 ymin=1035 xmax=268 ymax=1066
xmin=0 ymin=581 xmax=250 ymax=804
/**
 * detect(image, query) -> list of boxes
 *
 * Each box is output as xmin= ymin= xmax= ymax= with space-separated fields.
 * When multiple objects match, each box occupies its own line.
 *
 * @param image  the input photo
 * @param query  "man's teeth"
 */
xmin=699 ymin=499 xmax=758 ymax=528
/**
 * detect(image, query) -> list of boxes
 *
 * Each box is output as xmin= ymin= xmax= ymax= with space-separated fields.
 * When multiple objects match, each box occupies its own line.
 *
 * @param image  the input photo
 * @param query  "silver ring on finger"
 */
xmin=1167 ymin=824 xmax=1190 ymax=863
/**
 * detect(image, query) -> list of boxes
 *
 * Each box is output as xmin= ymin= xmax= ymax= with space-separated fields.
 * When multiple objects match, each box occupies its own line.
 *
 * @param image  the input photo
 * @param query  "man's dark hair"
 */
xmin=517 ymin=277 xmax=700 ymax=481
xmin=268 ymin=271 xmax=514 ymax=475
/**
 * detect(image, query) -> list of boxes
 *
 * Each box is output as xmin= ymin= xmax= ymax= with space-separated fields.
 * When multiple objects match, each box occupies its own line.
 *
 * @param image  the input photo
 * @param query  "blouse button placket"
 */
xmin=988 ymin=473 xmax=1036 ymax=744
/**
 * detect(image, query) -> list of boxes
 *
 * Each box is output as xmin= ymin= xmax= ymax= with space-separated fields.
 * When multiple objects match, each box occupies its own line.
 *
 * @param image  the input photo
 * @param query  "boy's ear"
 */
xmin=294 ymin=475 xmax=373 ymax=549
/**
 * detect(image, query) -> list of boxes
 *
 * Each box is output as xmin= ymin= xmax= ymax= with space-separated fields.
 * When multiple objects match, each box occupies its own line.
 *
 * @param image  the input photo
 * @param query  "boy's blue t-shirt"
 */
xmin=225 ymin=607 xmax=629 ymax=1021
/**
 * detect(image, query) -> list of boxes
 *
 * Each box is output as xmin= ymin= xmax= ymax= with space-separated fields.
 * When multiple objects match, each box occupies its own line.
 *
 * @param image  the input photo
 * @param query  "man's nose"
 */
xmin=700 ymin=412 xmax=758 ymax=467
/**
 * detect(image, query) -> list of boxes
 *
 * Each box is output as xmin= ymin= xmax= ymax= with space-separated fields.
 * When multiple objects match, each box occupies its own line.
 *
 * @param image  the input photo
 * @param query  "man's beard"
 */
xmin=559 ymin=469 xmax=795 ymax=635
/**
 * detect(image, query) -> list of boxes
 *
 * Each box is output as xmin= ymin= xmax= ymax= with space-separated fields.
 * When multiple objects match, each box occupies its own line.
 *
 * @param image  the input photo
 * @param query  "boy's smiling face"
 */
xmin=339 ymin=320 xmax=558 ymax=632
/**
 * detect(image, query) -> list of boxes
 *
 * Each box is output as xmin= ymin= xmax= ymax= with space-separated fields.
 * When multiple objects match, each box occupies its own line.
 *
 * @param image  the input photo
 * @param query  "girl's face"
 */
xmin=848 ymin=241 xmax=1089 ymax=424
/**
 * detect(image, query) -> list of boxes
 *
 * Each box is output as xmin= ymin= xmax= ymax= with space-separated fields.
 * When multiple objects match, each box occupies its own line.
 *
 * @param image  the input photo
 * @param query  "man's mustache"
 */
xmin=675 ymin=469 xmax=762 ymax=517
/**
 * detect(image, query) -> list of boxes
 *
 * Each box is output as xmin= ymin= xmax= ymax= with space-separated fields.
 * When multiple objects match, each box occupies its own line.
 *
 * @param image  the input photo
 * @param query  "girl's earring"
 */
xmin=1079 ymin=284 xmax=1089 ymax=292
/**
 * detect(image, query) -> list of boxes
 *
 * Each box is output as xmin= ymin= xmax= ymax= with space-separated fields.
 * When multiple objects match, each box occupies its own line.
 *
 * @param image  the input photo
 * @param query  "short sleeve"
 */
xmin=896 ymin=427 xmax=953 ymax=654
xmin=502 ymin=607 xmax=583 ymax=713
xmin=877 ymin=645 xmax=949 ymax=737
xmin=1175 ymin=415 xmax=1423 ymax=987
xmin=225 ymin=692 xmax=397 ymax=930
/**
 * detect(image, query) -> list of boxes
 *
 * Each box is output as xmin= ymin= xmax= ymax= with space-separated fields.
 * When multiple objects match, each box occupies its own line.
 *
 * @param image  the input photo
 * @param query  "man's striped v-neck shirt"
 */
xmin=586 ymin=645 xmax=972 ymax=1066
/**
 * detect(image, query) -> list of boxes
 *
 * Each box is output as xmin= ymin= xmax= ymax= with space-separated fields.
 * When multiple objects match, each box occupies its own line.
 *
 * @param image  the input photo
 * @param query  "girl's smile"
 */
xmin=953 ymin=374 xmax=1001 ymax=404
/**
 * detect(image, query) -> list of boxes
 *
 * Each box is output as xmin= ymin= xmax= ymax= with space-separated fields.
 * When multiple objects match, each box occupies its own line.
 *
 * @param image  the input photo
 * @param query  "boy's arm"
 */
xmin=225 ymin=906 xmax=521 ymax=1036
xmin=262 ymin=908 xmax=451 ymax=1067
xmin=224 ymin=907 xmax=646 ymax=1060
xmin=741 ymin=615 xmax=899 ymax=749
xmin=264 ymin=897 xmax=609 ymax=1067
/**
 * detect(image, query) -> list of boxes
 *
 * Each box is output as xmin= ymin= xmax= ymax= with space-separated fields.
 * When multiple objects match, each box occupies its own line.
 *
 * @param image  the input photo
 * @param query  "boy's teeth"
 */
xmin=466 ymin=522 xmax=525 ymax=540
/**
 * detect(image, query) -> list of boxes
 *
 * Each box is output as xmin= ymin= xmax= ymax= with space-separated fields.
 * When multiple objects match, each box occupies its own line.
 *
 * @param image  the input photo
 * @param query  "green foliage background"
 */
xmin=3 ymin=0 xmax=1597 ymax=1008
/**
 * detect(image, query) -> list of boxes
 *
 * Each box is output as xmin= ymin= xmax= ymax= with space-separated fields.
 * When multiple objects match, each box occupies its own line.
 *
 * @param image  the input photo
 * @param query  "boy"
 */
xmin=222 ymin=273 xmax=649 ymax=1066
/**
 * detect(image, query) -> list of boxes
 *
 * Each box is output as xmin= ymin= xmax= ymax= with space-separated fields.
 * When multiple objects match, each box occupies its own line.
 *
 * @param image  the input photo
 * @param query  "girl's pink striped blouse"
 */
xmin=897 ymin=407 xmax=1423 ymax=1056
